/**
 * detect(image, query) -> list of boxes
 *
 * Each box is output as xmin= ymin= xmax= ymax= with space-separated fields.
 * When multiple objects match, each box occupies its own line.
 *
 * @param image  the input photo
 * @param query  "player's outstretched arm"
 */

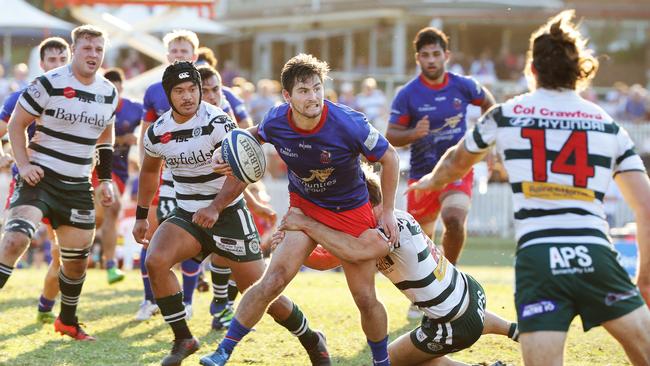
xmin=407 ymin=137 xmax=487 ymax=193
xmin=279 ymin=208 xmax=391 ymax=263
xmin=133 ymin=154 xmax=163 ymax=244
xmin=615 ymin=171 xmax=650 ymax=306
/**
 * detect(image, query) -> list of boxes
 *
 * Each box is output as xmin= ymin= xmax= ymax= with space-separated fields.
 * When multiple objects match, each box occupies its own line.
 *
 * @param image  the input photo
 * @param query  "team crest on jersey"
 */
xmin=192 ymin=127 xmax=202 ymax=138
xmin=160 ymin=131 xmax=172 ymax=144
xmin=95 ymin=94 xmax=105 ymax=104
xmin=320 ymin=150 xmax=331 ymax=164
xmin=63 ymin=87 xmax=76 ymax=99
xmin=453 ymin=98 xmax=462 ymax=110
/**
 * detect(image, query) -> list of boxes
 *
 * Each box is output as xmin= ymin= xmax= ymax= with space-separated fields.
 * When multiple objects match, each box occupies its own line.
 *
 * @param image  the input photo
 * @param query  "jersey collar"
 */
xmin=419 ymin=72 xmax=449 ymax=90
xmin=287 ymin=103 xmax=329 ymax=135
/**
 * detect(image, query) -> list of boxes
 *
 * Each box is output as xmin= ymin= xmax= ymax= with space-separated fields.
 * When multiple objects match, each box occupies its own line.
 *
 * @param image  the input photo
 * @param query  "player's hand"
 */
xmin=99 ymin=181 xmax=116 ymax=207
xmin=270 ymin=229 xmax=285 ymax=251
xmin=412 ymin=115 xmax=430 ymax=140
xmin=380 ymin=209 xmax=398 ymax=246
xmin=193 ymin=204 xmax=220 ymax=228
xmin=405 ymin=172 xmax=443 ymax=193
xmin=18 ymin=163 xmax=44 ymax=186
xmin=0 ymin=153 xmax=13 ymax=169
xmin=132 ymin=219 xmax=150 ymax=247
xmin=212 ymin=148 xmax=233 ymax=176
xmin=278 ymin=208 xmax=308 ymax=231
xmin=250 ymin=201 xmax=277 ymax=226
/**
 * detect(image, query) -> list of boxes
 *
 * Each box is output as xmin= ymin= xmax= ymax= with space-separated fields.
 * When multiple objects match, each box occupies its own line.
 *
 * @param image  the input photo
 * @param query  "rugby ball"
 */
xmin=221 ymin=129 xmax=266 ymax=184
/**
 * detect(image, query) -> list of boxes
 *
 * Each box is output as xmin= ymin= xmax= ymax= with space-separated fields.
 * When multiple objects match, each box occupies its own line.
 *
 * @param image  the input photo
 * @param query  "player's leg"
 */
xmin=602 ymin=305 xmax=650 ymax=365
xmin=145 ymin=220 xmax=203 ymax=365
xmin=340 ymin=258 xmax=389 ymax=366
xmin=438 ymin=192 xmax=470 ymax=265
xmin=37 ymin=225 xmax=59 ymax=323
xmin=102 ymin=181 xmax=125 ymax=284
xmin=53 ymin=224 xmax=96 ymax=340
xmin=202 ymin=230 xmax=316 ymax=365
xmin=0 ymin=205 xmax=43 ymax=288
xmin=482 ymin=311 xmax=519 ymax=341
xmin=519 ymin=331 xmax=566 ymax=366
xmin=209 ymin=253 xmax=234 ymax=330
xmin=388 ymin=332 xmax=470 ymax=366
xmin=180 ymin=258 xmax=201 ymax=319
xmin=135 ymin=203 xmax=160 ymax=321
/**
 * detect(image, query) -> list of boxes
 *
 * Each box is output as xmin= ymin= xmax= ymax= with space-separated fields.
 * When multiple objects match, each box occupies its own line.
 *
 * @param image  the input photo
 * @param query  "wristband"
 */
xmin=136 ymin=205 xmax=149 ymax=220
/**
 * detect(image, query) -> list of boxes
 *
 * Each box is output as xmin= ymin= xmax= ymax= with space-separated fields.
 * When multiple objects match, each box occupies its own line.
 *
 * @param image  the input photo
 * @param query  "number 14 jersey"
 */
xmin=465 ymin=88 xmax=646 ymax=249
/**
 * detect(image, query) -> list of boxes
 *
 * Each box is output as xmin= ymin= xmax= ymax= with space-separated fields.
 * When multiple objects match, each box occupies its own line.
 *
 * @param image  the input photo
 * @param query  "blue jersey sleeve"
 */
xmin=142 ymin=86 xmax=157 ymax=123
xmin=0 ymin=90 xmax=21 ymax=122
xmin=460 ymin=75 xmax=485 ymax=106
xmin=351 ymin=114 xmax=389 ymax=162
xmin=223 ymin=88 xmax=250 ymax=123
xmin=388 ymin=87 xmax=412 ymax=128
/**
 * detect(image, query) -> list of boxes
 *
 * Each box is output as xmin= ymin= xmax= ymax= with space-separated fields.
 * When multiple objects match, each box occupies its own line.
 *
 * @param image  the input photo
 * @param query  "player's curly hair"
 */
xmin=280 ymin=53 xmax=330 ymax=95
xmin=525 ymin=10 xmax=598 ymax=92
xmin=413 ymin=27 xmax=449 ymax=53
xmin=363 ymin=164 xmax=382 ymax=208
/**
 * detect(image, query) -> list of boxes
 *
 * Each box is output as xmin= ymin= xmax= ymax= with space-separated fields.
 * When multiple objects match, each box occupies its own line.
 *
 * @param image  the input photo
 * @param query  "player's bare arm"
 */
xmin=615 ymin=171 xmax=650 ymax=306
xmin=378 ymin=144 xmax=400 ymax=245
xmin=137 ymin=120 xmax=152 ymax=164
xmin=279 ymin=208 xmax=390 ymax=263
xmin=480 ymin=86 xmax=496 ymax=114
xmin=132 ymin=153 xmax=163 ymax=244
xmin=96 ymin=125 xmax=117 ymax=207
xmin=8 ymin=104 xmax=43 ymax=185
xmin=0 ymin=121 xmax=12 ymax=169
xmin=407 ymin=137 xmax=487 ymax=193
xmin=385 ymin=116 xmax=429 ymax=147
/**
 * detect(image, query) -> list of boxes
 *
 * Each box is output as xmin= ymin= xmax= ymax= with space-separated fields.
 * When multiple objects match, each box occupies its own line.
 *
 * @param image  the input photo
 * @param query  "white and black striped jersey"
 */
xmin=18 ymin=65 xmax=117 ymax=183
xmin=143 ymin=102 xmax=241 ymax=212
xmin=377 ymin=210 xmax=469 ymax=322
xmin=465 ymin=88 xmax=646 ymax=249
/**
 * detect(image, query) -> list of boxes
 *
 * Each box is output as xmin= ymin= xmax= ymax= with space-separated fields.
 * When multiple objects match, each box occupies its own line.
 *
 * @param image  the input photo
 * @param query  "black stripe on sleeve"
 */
xmin=615 ymin=148 xmax=637 ymax=166
xmin=21 ymin=92 xmax=44 ymax=115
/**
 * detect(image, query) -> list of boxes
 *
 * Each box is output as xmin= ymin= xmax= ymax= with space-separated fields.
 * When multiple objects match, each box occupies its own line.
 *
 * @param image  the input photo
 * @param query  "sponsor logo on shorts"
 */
xmin=521 ymin=300 xmax=557 ymax=318
xmin=249 ymin=239 xmax=260 ymax=254
xmin=70 ymin=209 xmax=95 ymax=224
xmin=415 ymin=328 xmax=427 ymax=342
xmin=549 ymin=245 xmax=594 ymax=275
xmin=426 ymin=342 xmax=444 ymax=352
xmin=605 ymin=289 xmax=638 ymax=306
xmin=213 ymin=236 xmax=246 ymax=256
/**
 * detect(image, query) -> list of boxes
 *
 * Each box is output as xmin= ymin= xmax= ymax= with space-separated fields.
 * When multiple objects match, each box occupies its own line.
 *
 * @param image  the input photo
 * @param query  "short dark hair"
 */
xmin=39 ymin=37 xmax=70 ymax=62
xmin=104 ymin=67 xmax=125 ymax=83
xmin=413 ymin=27 xmax=449 ymax=53
xmin=280 ymin=53 xmax=329 ymax=95
xmin=197 ymin=47 xmax=218 ymax=68
xmin=526 ymin=10 xmax=598 ymax=91
xmin=197 ymin=64 xmax=221 ymax=85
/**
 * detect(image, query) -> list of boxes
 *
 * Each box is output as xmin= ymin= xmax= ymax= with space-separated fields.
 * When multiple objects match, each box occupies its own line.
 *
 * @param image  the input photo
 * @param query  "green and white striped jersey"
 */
xmin=465 ymin=88 xmax=646 ymax=249
xmin=18 ymin=64 xmax=117 ymax=183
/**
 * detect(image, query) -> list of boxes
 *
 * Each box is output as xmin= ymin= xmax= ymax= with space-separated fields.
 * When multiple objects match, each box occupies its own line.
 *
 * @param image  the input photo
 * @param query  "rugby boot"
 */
xmin=161 ymin=337 xmax=200 ymax=366
xmin=306 ymin=331 xmax=331 ymax=366
xmin=211 ymin=306 xmax=234 ymax=331
xmin=107 ymin=267 xmax=125 ymax=284
xmin=37 ymin=310 xmax=55 ymax=324
xmin=199 ymin=347 xmax=230 ymax=366
xmin=54 ymin=316 xmax=96 ymax=341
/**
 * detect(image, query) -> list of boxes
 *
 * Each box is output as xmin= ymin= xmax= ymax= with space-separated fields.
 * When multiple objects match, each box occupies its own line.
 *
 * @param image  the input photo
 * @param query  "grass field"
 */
xmin=0 ymin=264 xmax=633 ymax=366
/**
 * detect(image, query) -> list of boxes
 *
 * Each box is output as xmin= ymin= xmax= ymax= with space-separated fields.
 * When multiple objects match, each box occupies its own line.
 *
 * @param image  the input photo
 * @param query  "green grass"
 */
xmin=0 ymin=266 xmax=632 ymax=365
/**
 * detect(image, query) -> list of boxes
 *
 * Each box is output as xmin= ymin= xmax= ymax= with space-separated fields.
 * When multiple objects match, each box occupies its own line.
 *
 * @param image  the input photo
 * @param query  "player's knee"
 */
xmin=1 ymin=227 xmax=33 ymax=258
xmin=261 ymin=268 xmax=290 ymax=299
xmin=351 ymin=291 xmax=380 ymax=314
xmin=61 ymin=260 xmax=87 ymax=278
xmin=144 ymin=251 xmax=169 ymax=276
xmin=440 ymin=210 xmax=465 ymax=232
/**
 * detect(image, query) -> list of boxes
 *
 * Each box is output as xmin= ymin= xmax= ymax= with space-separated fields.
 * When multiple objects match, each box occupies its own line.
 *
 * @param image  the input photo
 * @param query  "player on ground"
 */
xmin=135 ymin=29 xmax=202 ymax=321
xmin=133 ymin=61 xmax=330 ymax=366
xmin=277 ymin=169 xmax=519 ymax=365
xmin=0 ymin=37 xmax=70 ymax=324
xmin=386 ymin=27 xmax=495 ymax=265
xmin=408 ymin=10 xmax=650 ymax=365
xmin=201 ymin=53 xmax=400 ymax=366
xmin=0 ymin=25 xmax=117 ymax=340
xmin=95 ymin=67 xmax=142 ymax=284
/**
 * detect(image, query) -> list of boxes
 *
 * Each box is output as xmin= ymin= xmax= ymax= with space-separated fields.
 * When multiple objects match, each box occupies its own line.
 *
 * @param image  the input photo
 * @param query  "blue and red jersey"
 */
xmin=113 ymin=98 xmax=142 ymax=183
xmin=223 ymin=87 xmax=249 ymax=123
xmin=389 ymin=72 xmax=485 ymax=179
xmin=1 ymin=88 xmax=36 ymax=178
xmin=142 ymin=82 xmax=168 ymax=123
xmin=258 ymin=100 xmax=389 ymax=212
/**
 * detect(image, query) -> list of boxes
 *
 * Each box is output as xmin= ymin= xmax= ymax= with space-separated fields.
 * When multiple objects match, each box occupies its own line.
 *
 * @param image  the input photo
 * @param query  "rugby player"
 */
xmin=0 ymin=25 xmax=117 ymax=341
xmin=133 ymin=61 xmax=330 ymax=366
xmin=409 ymin=10 xmax=650 ymax=365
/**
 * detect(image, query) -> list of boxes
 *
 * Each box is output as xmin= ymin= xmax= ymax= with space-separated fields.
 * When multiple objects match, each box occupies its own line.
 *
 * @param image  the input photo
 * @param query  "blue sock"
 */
xmin=219 ymin=318 xmax=251 ymax=354
xmin=106 ymin=259 xmax=116 ymax=270
xmin=140 ymin=247 xmax=154 ymax=302
xmin=181 ymin=259 xmax=200 ymax=305
xmin=368 ymin=336 xmax=390 ymax=366
xmin=38 ymin=295 xmax=55 ymax=312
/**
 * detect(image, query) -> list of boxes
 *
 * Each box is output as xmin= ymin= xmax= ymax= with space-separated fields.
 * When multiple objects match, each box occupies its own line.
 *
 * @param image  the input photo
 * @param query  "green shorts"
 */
xmin=515 ymin=243 xmax=645 ymax=332
xmin=410 ymin=274 xmax=486 ymax=355
xmin=167 ymin=200 xmax=263 ymax=262
xmin=9 ymin=175 xmax=95 ymax=230
xmin=156 ymin=196 xmax=177 ymax=223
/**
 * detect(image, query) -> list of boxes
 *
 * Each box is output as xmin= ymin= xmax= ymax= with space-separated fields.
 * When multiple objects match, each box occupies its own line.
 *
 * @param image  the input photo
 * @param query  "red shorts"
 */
xmin=5 ymin=177 xmax=51 ymax=225
xmin=91 ymin=170 xmax=126 ymax=195
xmin=407 ymin=169 xmax=473 ymax=222
xmin=290 ymin=192 xmax=377 ymax=270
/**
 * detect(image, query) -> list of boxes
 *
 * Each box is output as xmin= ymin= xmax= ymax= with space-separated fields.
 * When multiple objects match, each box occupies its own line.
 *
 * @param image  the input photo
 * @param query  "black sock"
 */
xmin=210 ymin=264 xmax=231 ymax=307
xmin=276 ymin=303 xmax=319 ymax=349
xmin=157 ymin=292 xmax=192 ymax=340
xmin=227 ymin=279 xmax=238 ymax=305
xmin=58 ymin=270 xmax=86 ymax=325
xmin=0 ymin=263 xmax=13 ymax=289
xmin=508 ymin=323 xmax=519 ymax=342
